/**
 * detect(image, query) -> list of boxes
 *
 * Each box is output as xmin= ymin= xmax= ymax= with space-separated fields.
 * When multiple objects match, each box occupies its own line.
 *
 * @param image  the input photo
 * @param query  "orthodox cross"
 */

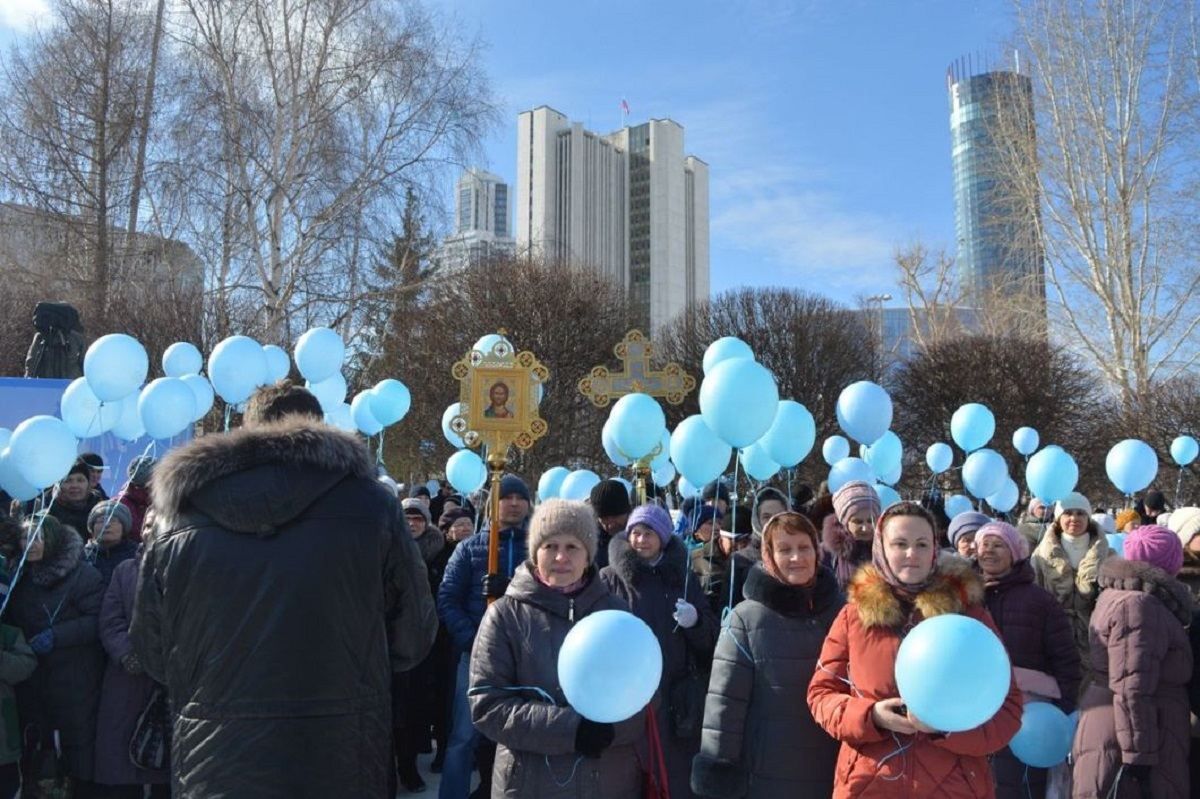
xmin=578 ymin=330 xmax=696 ymax=408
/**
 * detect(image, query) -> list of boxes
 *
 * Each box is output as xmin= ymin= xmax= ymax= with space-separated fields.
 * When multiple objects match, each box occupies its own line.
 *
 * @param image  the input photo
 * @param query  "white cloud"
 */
xmin=0 ymin=0 xmax=52 ymax=33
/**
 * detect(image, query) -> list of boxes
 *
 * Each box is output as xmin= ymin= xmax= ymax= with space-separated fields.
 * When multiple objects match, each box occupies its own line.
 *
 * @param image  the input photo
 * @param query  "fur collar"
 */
xmin=152 ymin=418 xmax=374 ymax=531
xmin=1099 ymin=557 xmax=1195 ymax=626
xmin=983 ymin=558 xmax=1036 ymax=591
xmin=743 ymin=563 xmax=840 ymax=617
xmin=848 ymin=552 xmax=984 ymax=629
xmin=29 ymin=526 xmax=84 ymax=587
xmin=606 ymin=534 xmax=688 ymax=588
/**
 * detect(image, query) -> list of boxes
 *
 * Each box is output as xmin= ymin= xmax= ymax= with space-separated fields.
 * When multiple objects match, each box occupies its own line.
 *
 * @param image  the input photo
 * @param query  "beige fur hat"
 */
xmin=527 ymin=499 xmax=598 ymax=563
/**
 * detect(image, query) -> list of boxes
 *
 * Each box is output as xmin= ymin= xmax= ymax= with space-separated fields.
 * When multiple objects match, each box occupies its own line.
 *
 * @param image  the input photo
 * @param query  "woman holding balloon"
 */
xmin=807 ymin=501 xmax=1022 ymax=797
xmin=469 ymin=499 xmax=648 ymax=798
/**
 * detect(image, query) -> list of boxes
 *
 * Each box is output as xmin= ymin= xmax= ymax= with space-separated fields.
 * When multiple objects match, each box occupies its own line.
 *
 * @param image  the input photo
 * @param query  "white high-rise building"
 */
xmin=439 ymin=169 xmax=515 ymax=271
xmin=516 ymin=106 xmax=709 ymax=332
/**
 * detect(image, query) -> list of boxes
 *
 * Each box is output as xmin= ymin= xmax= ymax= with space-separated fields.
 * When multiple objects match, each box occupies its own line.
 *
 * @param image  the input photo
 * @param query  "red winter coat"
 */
xmin=807 ymin=554 xmax=1023 ymax=798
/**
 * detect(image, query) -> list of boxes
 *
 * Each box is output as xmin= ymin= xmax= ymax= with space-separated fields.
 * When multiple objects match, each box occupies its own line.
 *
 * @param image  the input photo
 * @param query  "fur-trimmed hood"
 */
xmin=1098 ymin=556 xmax=1195 ymax=626
xmin=605 ymin=532 xmax=688 ymax=589
xmin=848 ymin=552 xmax=984 ymax=629
xmin=151 ymin=418 xmax=376 ymax=533
xmin=29 ymin=522 xmax=85 ymax=587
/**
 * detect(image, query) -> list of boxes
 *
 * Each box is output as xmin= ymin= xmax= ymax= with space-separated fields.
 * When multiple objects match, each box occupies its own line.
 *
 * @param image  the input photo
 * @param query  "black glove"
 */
xmin=1125 ymin=764 xmax=1151 ymax=786
xmin=574 ymin=718 xmax=615 ymax=758
xmin=482 ymin=573 xmax=509 ymax=600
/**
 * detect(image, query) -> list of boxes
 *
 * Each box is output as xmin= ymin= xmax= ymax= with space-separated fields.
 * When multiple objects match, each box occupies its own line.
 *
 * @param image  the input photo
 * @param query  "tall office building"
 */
xmin=947 ymin=55 xmax=1044 ymax=308
xmin=439 ymin=169 xmax=515 ymax=272
xmin=516 ymin=106 xmax=709 ymax=332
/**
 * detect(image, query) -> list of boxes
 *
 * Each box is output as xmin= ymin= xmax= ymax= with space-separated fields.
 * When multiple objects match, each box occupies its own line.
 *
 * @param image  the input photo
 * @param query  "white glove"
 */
xmin=672 ymin=598 xmax=698 ymax=629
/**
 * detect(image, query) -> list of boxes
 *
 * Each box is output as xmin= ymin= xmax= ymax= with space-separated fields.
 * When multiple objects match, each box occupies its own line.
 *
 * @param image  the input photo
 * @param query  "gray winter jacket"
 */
xmin=470 ymin=563 xmax=647 ymax=798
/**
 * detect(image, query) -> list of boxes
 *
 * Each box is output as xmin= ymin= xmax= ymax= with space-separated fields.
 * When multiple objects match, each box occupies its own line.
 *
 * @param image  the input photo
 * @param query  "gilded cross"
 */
xmin=578 ymin=330 xmax=696 ymax=408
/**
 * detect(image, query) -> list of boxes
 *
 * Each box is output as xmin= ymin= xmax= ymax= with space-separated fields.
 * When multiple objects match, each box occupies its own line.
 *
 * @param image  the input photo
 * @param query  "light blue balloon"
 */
xmin=1010 ymin=702 xmax=1073 ymax=768
xmin=560 ymin=470 xmax=601 ymax=502
xmin=963 ymin=448 xmax=1008 ymax=499
xmin=1105 ymin=439 xmax=1159 ymax=495
xmin=370 ymin=379 xmax=411 ymax=426
xmin=836 ymin=381 xmax=893 ymax=445
xmin=446 ymin=449 xmax=487 ymax=494
xmin=9 ymin=415 xmax=78 ymax=488
xmin=138 ymin=378 xmax=196 ymax=440
xmin=350 ymin=391 xmax=383 ymax=435
xmin=879 ymin=462 xmax=902 ymax=486
xmin=670 ymin=415 xmax=732 ymax=487
xmin=162 ymin=342 xmax=203 ymax=378
xmin=614 ymin=477 xmax=634 ymax=499
xmin=602 ymin=418 xmax=633 ymax=468
xmin=84 ymin=334 xmax=149 ymax=402
xmin=60 ymin=377 xmax=121 ymax=439
xmin=702 ymin=336 xmax=754 ymax=375
xmin=649 ymin=429 xmax=672 ymax=470
xmin=762 ymin=400 xmax=816 ymax=468
xmin=610 ymin=393 xmax=666 ymax=460
xmin=926 ymin=442 xmax=953 ymax=474
xmin=699 ymin=358 xmax=779 ymax=448
xmin=181 ymin=374 xmax=215 ymax=422
xmin=945 ymin=494 xmax=975 ymax=517
xmin=208 ymin=336 xmax=268 ymax=404
xmin=862 ymin=431 xmax=902 ymax=477
xmin=307 ymin=373 xmax=347 ymax=413
xmin=829 ymin=457 xmax=875 ymax=493
xmin=0 ymin=430 xmax=9 ymax=451
xmin=951 ymin=403 xmax=995 ymax=452
xmin=823 ymin=435 xmax=851 ymax=466
xmin=678 ymin=476 xmax=699 ymax=499
xmin=1106 ymin=532 xmax=1127 ymax=557
xmin=473 ymin=333 xmax=512 ymax=356
xmin=652 ymin=462 xmax=676 ymax=487
xmin=325 ymin=402 xmax=355 ymax=432
xmin=538 ymin=466 xmax=570 ymax=500
xmin=262 ymin=345 xmax=291 ymax=383
xmin=987 ymin=478 xmax=1020 ymax=513
xmin=875 ymin=483 xmax=902 ymax=508
xmin=1171 ymin=435 xmax=1199 ymax=467
xmin=293 ymin=327 xmax=345 ymax=383
xmin=110 ymin=393 xmax=145 ymax=441
xmin=442 ymin=402 xmax=466 ymax=448
xmin=895 ymin=614 xmax=1011 ymax=732
xmin=1026 ymin=446 xmax=1078 ymax=503
xmin=0 ymin=446 xmax=40 ymax=502
xmin=739 ymin=442 xmax=779 ymax=481
xmin=558 ymin=609 xmax=662 ymax=722
xmin=1012 ymin=427 xmax=1040 ymax=456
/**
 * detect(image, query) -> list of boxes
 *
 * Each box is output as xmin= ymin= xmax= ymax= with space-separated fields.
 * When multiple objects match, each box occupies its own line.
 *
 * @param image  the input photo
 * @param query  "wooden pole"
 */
xmin=486 ymin=447 xmax=508 ymax=605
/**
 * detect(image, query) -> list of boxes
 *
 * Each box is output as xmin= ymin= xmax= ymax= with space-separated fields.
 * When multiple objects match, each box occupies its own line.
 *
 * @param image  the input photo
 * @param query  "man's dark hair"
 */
xmin=243 ymin=380 xmax=323 ymax=427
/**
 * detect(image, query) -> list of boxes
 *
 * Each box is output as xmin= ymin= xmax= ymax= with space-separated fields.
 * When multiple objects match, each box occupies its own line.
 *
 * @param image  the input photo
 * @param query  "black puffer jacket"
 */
xmin=131 ymin=419 xmax=437 ymax=799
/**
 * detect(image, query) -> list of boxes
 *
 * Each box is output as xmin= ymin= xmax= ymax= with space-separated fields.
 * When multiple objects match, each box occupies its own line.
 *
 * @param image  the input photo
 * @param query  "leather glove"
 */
xmin=482 ymin=573 xmax=509 ymax=600
xmin=121 ymin=653 xmax=144 ymax=675
xmin=28 ymin=629 xmax=54 ymax=656
xmin=672 ymin=598 xmax=698 ymax=629
xmin=574 ymin=718 xmax=615 ymax=758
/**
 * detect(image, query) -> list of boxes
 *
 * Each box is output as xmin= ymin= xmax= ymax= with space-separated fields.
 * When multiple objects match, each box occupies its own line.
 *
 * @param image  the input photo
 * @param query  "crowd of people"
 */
xmin=0 ymin=379 xmax=1197 ymax=798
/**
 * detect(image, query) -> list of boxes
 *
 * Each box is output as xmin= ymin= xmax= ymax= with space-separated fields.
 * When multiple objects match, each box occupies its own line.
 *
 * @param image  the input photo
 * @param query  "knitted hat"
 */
xmin=701 ymin=480 xmax=731 ymax=505
xmin=975 ymin=521 xmax=1028 ymax=562
xmin=65 ymin=459 xmax=90 ymax=481
xmin=1143 ymin=489 xmax=1166 ymax=514
xmin=831 ymin=481 xmax=881 ymax=527
xmin=527 ymin=499 xmax=597 ymax=563
xmin=79 ymin=452 xmax=105 ymax=471
xmin=626 ymin=504 xmax=672 ymax=546
xmin=1115 ymin=508 xmax=1140 ymax=531
xmin=1026 ymin=498 xmax=1046 ymax=517
xmin=1054 ymin=492 xmax=1093 ymax=519
xmin=87 ymin=500 xmax=132 ymax=536
xmin=590 ymin=479 xmax=632 ymax=518
xmin=692 ymin=505 xmax=724 ymax=530
xmin=498 ymin=474 xmax=531 ymax=503
xmin=1091 ymin=513 xmax=1116 ymax=535
xmin=1166 ymin=506 xmax=1200 ymax=550
xmin=1123 ymin=524 xmax=1184 ymax=576
xmin=127 ymin=455 xmax=156 ymax=486
xmin=947 ymin=511 xmax=991 ymax=546
xmin=401 ymin=498 xmax=432 ymax=526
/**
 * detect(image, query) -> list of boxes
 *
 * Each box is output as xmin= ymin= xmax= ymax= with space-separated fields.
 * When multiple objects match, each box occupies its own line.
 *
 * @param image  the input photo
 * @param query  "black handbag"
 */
xmin=129 ymin=685 xmax=171 ymax=771
xmin=667 ymin=655 xmax=709 ymax=739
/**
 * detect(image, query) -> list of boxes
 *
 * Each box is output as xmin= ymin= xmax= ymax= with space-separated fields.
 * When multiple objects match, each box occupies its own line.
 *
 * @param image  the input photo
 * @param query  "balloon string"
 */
xmin=726 ymin=458 xmax=741 ymax=613
xmin=0 ymin=492 xmax=59 ymax=620
xmin=223 ymin=404 xmax=232 ymax=432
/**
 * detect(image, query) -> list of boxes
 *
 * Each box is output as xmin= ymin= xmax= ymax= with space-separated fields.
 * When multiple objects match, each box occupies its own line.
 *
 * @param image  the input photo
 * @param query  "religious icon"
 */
xmin=483 ymin=380 xmax=515 ymax=419
xmin=467 ymin=368 xmax=528 ymax=433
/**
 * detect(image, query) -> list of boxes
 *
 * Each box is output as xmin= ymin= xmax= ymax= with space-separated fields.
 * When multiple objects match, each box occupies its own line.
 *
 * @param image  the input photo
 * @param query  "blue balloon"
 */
xmin=652 ymin=462 xmax=676 ymax=487
xmin=9 ymin=415 xmax=78 ymax=488
xmin=951 ymin=403 xmax=995 ymax=453
xmin=538 ymin=466 xmax=570 ymax=500
xmin=700 ymin=358 xmax=779 ymax=448
xmin=293 ymin=327 xmax=346 ymax=383
xmin=987 ymin=478 xmax=1020 ymax=513
xmin=945 ymin=494 xmax=975 ymax=518
xmin=350 ymin=391 xmax=383 ymax=435
xmin=739 ymin=442 xmax=779 ymax=481
xmin=677 ymin=476 xmax=699 ymax=499
xmin=442 ymin=402 xmax=466 ymax=448
xmin=836 ymin=381 xmax=893 ymax=445
xmin=1009 ymin=702 xmax=1073 ymax=768
xmin=1106 ymin=532 xmax=1127 ymax=556
xmin=370 ymin=379 xmax=411 ymax=426
xmin=181 ymin=374 xmax=215 ymax=422
xmin=602 ymin=418 xmax=633 ymax=467
xmin=926 ymin=442 xmax=953 ymax=474
xmin=895 ymin=614 xmax=1011 ymax=732
xmin=823 ymin=435 xmax=851 ymax=466
xmin=862 ymin=431 xmax=903 ymax=477
xmin=649 ymin=429 xmax=672 ymax=470
xmin=138 ymin=378 xmax=196 ymax=440
xmin=1026 ymin=445 xmax=1078 ymax=503
xmin=162 ymin=342 xmax=203 ymax=378
xmin=1105 ymin=439 xmax=1159 ymax=495
xmin=325 ymin=402 xmax=355 ymax=432
xmin=610 ymin=393 xmax=666 ymax=460
xmin=878 ymin=462 xmax=902 ymax=486
xmin=110 ymin=393 xmax=145 ymax=441
xmin=1171 ymin=435 xmax=1199 ymax=467
xmin=306 ymin=373 xmax=347 ymax=413
xmin=761 ymin=400 xmax=816 ymax=468
xmin=208 ymin=336 xmax=268 ymax=404
xmin=446 ymin=449 xmax=487 ymax=494
xmin=1012 ymin=427 xmax=1040 ymax=456
xmin=0 ymin=446 xmax=40 ymax=502
xmin=60 ymin=377 xmax=121 ymax=439
xmin=702 ymin=337 xmax=754 ymax=375
xmin=828 ymin=457 xmax=875 ymax=493
xmin=670 ymin=415 xmax=732 ymax=486
xmin=560 ymin=470 xmax=601 ymax=502
xmin=558 ymin=609 xmax=662 ymax=722
xmin=84 ymin=334 xmax=149 ymax=402
xmin=963 ymin=448 xmax=1008 ymax=499
xmin=262 ymin=345 xmax=291 ymax=383
xmin=875 ymin=483 xmax=902 ymax=508
xmin=473 ymin=333 xmax=512 ymax=356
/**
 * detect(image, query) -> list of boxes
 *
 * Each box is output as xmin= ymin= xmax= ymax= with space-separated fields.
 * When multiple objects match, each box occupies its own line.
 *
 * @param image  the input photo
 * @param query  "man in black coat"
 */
xmin=131 ymin=381 xmax=437 ymax=798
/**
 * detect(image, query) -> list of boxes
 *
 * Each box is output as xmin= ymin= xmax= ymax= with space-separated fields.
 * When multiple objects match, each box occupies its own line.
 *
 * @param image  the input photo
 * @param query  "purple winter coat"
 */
xmin=1071 ymin=557 xmax=1194 ymax=799
xmin=95 ymin=558 xmax=168 ymax=786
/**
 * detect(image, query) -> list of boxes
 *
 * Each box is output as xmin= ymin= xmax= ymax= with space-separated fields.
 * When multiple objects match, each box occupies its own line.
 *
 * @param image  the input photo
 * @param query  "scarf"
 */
xmin=871 ymin=524 xmax=939 ymax=600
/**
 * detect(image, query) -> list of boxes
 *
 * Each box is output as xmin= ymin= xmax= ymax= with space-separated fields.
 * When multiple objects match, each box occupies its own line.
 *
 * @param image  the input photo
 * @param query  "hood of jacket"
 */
xmin=152 ymin=418 xmax=375 ymax=534
xmin=414 ymin=526 xmax=447 ymax=564
xmin=1098 ymin=556 xmax=1195 ymax=626
xmin=743 ymin=562 xmax=840 ymax=617
xmin=750 ymin=486 xmax=790 ymax=535
xmin=848 ymin=552 xmax=984 ymax=630
xmin=606 ymin=532 xmax=689 ymax=589
xmin=504 ymin=562 xmax=613 ymax=621
xmin=29 ymin=523 xmax=84 ymax=587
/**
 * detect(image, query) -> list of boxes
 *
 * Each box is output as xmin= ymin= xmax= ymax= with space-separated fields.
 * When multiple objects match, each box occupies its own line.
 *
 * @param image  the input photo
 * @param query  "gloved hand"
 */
xmin=121 ymin=653 xmax=144 ymax=675
xmin=1125 ymin=764 xmax=1151 ymax=786
xmin=482 ymin=573 xmax=509 ymax=600
xmin=28 ymin=629 xmax=54 ymax=656
xmin=672 ymin=598 xmax=698 ymax=629
xmin=574 ymin=718 xmax=615 ymax=758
